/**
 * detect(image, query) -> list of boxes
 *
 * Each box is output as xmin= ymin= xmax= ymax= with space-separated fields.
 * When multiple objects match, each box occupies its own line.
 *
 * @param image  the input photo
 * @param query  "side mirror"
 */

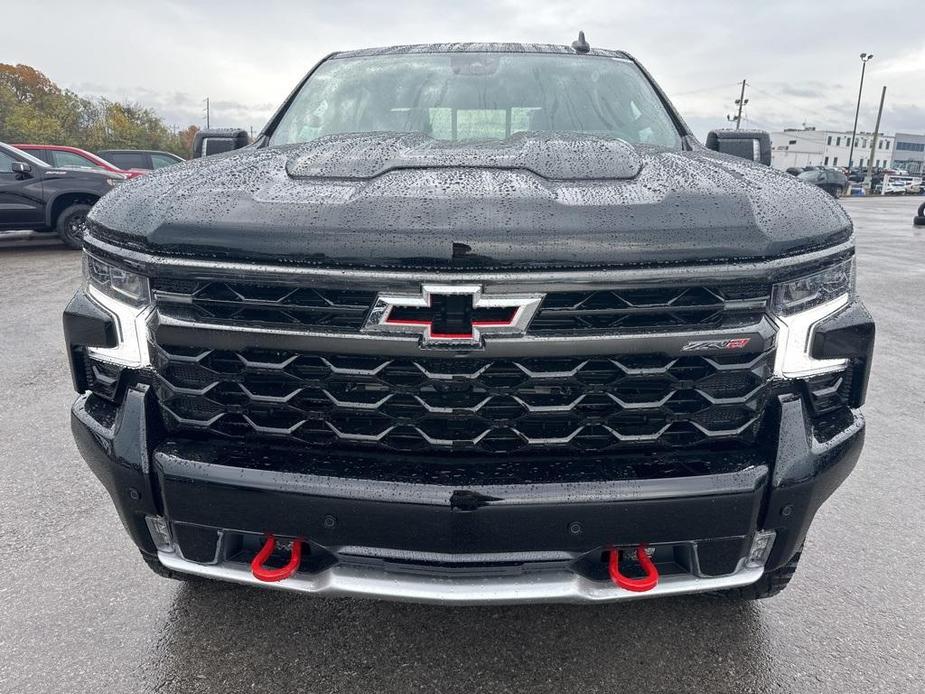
xmin=192 ymin=128 xmax=250 ymax=158
xmin=705 ymin=129 xmax=772 ymax=166
xmin=11 ymin=161 xmax=32 ymax=177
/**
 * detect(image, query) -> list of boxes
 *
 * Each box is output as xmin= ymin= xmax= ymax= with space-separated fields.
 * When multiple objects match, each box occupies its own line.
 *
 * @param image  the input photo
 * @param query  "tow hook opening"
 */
xmin=608 ymin=544 xmax=660 ymax=592
xmin=251 ymin=534 xmax=304 ymax=582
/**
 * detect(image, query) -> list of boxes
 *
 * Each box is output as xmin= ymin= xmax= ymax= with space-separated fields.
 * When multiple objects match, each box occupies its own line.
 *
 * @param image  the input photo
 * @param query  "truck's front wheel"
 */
xmin=723 ymin=546 xmax=803 ymax=600
xmin=139 ymin=551 xmax=206 ymax=583
xmin=56 ymin=203 xmax=92 ymax=249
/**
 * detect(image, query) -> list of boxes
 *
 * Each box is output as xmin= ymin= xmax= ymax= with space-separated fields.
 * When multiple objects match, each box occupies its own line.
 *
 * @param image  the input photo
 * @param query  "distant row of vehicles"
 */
xmin=844 ymin=166 xmax=923 ymax=195
xmin=871 ymin=175 xmax=924 ymax=195
xmin=14 ymin=144 xmax=183 ymax=179
xmin=785 ymin=164 xmax=923 ymax=197
xmin=0 ymin=142 xmax=184 ymax=247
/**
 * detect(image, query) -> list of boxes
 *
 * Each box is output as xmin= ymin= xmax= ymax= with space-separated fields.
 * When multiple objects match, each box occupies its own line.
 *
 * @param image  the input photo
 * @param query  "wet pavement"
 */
xmin=1 ymin=196 xmax=922 ymax=693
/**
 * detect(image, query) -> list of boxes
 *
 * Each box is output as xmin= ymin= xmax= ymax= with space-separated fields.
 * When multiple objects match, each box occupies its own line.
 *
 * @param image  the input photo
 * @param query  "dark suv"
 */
xmin=798 ymin=167 xmax=849 ymax=198
xmin=0 ymin=142 xmax=124 ymax=247
xmin=65 ymin=41 xmax=874 ymax=604
xmin=96 ymin=150 xmax=184 ymax=171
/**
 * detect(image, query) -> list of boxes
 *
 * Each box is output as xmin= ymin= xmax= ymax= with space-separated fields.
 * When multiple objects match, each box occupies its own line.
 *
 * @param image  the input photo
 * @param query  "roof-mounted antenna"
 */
xmin=572 ymin=30 xmax=590 ymax=54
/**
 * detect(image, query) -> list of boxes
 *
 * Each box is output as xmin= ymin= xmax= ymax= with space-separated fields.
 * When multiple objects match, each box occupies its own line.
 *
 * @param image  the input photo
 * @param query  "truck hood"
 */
xmin=89 ymin=133 xmax=851 ymax=269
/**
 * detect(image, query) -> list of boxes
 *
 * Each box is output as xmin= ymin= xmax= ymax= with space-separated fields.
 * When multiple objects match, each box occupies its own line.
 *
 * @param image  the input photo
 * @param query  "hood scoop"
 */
xmin=285 ymin=131 xmax=642 ymax=181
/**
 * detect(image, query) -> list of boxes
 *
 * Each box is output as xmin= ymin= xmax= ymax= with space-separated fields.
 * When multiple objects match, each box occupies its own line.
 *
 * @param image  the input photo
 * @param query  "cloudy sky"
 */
xmin=6 ymin=0 xmax=925 ymax=139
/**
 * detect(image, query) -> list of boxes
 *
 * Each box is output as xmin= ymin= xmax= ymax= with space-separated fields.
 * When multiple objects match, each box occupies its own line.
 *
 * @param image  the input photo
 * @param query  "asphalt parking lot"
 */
xmin=0 ymin=196 xmax=923 ymax=694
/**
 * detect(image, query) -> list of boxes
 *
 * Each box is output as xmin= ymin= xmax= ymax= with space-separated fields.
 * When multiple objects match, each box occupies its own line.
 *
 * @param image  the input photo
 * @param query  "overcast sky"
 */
xmin=6 ymin=0 xmax=924 ymax=139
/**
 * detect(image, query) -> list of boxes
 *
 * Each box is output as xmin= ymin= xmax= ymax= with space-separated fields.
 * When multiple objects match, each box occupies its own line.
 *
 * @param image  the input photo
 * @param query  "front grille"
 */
xmin=152 ymin=278 xmax=376 ymax=330
xmin=529 ymin=284 xmax=770 ymax=333
xmin=151 ymin=278 xmax=770 ymax=336
xmin=151 ymin=343 xmax=774 ymax=455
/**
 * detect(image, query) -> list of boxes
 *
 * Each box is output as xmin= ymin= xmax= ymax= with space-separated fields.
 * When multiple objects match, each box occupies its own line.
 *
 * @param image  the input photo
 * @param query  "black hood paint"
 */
xmin=89 ymin=133 xmax=852 ymax=269
xmin=286 ymin=132 xmax=643 ymax=180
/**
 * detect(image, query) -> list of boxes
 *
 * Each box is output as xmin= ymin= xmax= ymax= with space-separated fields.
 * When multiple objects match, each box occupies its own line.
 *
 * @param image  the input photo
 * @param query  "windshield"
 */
xmin=270 ymin=53 xmax=681 ymax=148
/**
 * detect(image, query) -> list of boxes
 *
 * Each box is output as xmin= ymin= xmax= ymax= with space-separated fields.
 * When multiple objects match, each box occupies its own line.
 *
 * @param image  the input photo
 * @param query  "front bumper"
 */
xmin=156 ymin=550 xmax=766 ymax=605
xmin=71 ymin=383 xmax=865 ymax=604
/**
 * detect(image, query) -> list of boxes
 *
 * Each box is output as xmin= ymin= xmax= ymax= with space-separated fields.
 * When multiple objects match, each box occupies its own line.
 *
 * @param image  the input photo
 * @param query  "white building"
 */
xmin=770 ymin=127 xmax=894 ymax=170
xmin=891 ymin=133 xmax=925 ymax=174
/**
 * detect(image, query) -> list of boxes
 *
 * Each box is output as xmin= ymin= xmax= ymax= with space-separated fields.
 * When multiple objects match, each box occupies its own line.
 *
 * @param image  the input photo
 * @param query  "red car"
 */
xmin=13 ymin=144 xmax=147 ymax=179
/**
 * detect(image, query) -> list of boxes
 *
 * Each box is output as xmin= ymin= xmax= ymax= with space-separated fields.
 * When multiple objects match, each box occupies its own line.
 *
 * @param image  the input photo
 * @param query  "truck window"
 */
xmin=271 ymin=53 xmax=681 ymax=149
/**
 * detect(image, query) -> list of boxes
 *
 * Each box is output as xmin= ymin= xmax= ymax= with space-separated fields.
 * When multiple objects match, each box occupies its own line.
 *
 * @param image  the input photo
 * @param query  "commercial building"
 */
xmin=770 ymin=127 xmax=894 ymax=170
xmin=890 ymin=133 xmax=925 ymax=174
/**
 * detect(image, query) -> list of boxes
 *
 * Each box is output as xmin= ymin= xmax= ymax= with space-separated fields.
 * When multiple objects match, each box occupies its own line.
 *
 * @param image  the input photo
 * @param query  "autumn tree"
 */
xmin=0 ymin=64 xmax=197 ymax=158
xmin=177 ymin=125 xmax=200 ymax=154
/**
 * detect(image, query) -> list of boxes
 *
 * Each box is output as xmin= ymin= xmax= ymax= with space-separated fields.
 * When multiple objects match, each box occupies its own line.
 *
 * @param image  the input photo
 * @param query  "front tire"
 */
xmin=56 ymin=203 xmax=92 ymax=249
xmin=140 ymin=551 xmax=207 ymax=583
xmin=722 ymin=547 xmax=803 ymax=600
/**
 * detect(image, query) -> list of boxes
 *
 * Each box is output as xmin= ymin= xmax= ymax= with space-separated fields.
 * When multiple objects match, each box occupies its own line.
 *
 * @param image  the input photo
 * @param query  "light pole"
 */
xmin=726 ymin=80 xmax=749 ymax=130
xmin=847 ymin=52 xmax=873 ymax=170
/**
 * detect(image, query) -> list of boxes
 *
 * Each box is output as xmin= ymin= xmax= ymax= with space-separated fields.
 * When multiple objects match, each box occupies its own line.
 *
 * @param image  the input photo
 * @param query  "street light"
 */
xmin=847 ymin=52 xmax=873 ymax=170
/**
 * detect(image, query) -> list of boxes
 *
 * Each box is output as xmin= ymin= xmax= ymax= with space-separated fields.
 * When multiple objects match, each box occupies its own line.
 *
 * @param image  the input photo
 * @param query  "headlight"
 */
xmin=82 ymin=253 xmax=152 ymax=367
xmin=771 ymin=258 xmax=855 ymax=378
xmin=771 ymin=258 xmax=855 ymax=316
xmin=106 ymin=177 xmax=123 ymax=187
xmin=83 ymin=254 xmax=150 ymax=306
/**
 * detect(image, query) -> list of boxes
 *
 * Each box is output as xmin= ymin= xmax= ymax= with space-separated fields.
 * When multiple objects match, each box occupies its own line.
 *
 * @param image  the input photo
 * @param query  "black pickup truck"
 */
xmin=0 ymin=142 xmax=123 ymax=248
xmin=65 ymin=40 xmax=874 ymax=604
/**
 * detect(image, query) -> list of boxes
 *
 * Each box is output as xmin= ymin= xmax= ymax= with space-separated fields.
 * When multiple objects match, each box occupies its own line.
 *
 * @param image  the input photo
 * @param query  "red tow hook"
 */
xmin=251 ymin=534 xmax=303 ymax=582
xmin=608 ymin=544 xmax=659 ymax=592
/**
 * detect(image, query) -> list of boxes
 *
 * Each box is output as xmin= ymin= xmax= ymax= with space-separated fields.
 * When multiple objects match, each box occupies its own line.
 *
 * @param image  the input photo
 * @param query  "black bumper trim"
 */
xmin=763 ymin=394 xmax=865 ymax=570
xmin=63 ymin=289 xmax=119 ymax=393
xmin=71 ymin=385 xmax=161 ymax=554
xmin=72 ymin=386 xmax=865 ymax=573
xmin=152 ymin=451 xmax=767 ymax=556
xmin=152 ymin=446 xmax=768 ymax=506
xmin=811 ymin=299 xmax=875 ymax=407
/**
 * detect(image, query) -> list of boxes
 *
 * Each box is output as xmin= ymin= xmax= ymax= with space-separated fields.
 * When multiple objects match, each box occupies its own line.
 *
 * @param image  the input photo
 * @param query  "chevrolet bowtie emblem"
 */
xmin=363 ymin=284 xmax=544 ymax=349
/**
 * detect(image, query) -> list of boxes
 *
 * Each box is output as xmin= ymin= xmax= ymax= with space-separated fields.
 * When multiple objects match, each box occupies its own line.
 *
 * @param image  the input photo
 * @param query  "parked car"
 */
xmin=875 ymin=176 xmax=922 ymax=195
xmin=65 ymin=39 xmax=873 ymax=604
xmin=0 ymin=142 xmax=123 ymax=247
xmin=874 ymin=179 xmax=904 ymax=195
xmin=797 ymin=167 xmax=848 ymax=197
xmin=15 ymin=144 xmax=146 ymax=179
xmin=96 ymin=149 xmax=184 ymax=171
xmin=845 ymin=168 xmax=860 ymax=182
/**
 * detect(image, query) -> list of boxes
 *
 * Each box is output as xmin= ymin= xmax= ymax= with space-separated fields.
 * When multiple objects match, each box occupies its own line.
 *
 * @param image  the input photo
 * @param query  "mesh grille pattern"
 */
xmin=151 ymin=343 xmax=774 ymax=455
xmin=529 ymin=284 xmax=770 ymax=333
xmin=152 ymin=279 xmax=376 ymax=330
xmin=152 ymin=278 xmax=770 ymax=335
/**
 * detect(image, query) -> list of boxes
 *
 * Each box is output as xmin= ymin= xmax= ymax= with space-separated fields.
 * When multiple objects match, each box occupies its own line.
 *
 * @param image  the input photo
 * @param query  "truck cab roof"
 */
xmin=329 ymin=42 xmax=631 ymax=60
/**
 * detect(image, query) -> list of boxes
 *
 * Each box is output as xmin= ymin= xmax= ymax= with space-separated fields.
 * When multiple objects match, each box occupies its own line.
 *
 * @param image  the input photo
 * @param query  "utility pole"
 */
xmin=203 ymin=97 xmax=211 ymax=129
xmin=848 ymin=53 xmax=874 ymax=170
xmin=865 ymin=86 xmax=886 ymax=190
xmin=726 ymin=80 xmax=748 ymax=129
